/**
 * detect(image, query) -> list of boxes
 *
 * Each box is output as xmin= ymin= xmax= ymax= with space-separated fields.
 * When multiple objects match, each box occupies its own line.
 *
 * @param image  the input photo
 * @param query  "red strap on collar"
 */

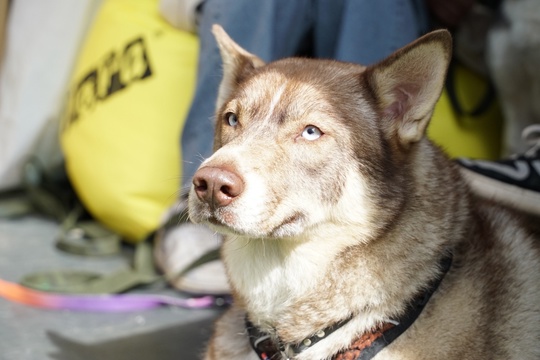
xmin=333 ymin=322 xmax=395 ymax=360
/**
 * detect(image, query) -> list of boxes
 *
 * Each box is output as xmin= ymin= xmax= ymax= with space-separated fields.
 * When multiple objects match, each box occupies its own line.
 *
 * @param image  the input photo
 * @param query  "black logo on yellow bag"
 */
xmin=64 ymin=37 xmax=153 ymax=127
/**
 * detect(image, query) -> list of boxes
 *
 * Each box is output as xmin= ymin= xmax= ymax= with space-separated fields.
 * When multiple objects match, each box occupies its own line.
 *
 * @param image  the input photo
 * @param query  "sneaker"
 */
xmin=457 ymin=124 xmax=540 ymax=215
xmin=153 ymin=198 xmax=230 ymax=295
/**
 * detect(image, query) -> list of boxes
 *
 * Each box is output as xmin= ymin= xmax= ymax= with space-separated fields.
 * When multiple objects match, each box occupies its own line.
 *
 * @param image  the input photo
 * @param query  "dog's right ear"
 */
xmin=212 ymin=24 xmax=265 ymax=110
xmin=363 ymin=30 xmax=452 ymax=148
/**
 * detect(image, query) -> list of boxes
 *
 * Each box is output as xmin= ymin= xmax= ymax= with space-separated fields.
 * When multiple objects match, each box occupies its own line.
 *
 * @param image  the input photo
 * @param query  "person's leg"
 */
xmin=316 ymin=0 xmax=429 ymax=65
xmin=311 ymin=0 xmax=345 ymax=60
xmin=180 ymin=0 xmax=314 ymax=188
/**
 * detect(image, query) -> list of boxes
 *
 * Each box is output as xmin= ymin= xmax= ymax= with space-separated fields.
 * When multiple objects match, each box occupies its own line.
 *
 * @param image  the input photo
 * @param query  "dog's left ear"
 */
xmin=212 ymin=24 xmax=266 ymax=110
xmin=364 ymin=30 xmax=452 ymax=146
xmin=211 ymin=25 xmax=266 ymax=150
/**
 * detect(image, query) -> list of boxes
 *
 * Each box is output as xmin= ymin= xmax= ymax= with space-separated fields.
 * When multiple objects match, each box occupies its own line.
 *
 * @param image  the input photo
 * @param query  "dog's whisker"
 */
xmin=229 ymin=235 xmax=251 ymax=252
xmin=260 ymin=237 xmax=266 ymax=259
xmin=179 ymin=212 xmax=190 ymax=223
xmin=194 ymin=153 xmax=207 ymax=163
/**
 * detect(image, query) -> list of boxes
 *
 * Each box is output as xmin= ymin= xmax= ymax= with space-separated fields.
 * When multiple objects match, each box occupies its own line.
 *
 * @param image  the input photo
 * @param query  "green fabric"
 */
xmin=21 ymin=243 xmax=222 ymax=295
xmin=57 ymin=221 xmax=121 ymax=256
xmin=21 ymin=242 xmax=160 ymax=294
xmin=0 ymin=191 xmax=33 ymax=218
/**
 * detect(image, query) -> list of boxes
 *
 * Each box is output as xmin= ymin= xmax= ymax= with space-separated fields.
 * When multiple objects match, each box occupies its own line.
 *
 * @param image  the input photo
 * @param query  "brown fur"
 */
xmin=188 ymin=25 xmax=540 ymax=359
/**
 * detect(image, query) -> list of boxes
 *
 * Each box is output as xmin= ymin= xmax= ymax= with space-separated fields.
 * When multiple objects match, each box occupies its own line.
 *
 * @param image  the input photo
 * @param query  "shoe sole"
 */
xmin=460 ymin=167 xmax=540 ymax=216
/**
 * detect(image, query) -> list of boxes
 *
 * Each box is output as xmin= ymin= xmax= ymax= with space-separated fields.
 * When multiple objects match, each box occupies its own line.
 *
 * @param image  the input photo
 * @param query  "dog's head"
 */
xmin=188 ymin=25 xmax=452 ymax=241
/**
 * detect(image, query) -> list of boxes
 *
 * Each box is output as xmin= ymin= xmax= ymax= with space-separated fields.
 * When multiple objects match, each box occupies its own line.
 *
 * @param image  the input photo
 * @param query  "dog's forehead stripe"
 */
xmin=262 ymin=82 xmax=288 ymax=124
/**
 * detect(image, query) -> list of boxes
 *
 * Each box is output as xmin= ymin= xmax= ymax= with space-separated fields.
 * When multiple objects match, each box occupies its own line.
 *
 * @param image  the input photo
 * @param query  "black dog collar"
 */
xmin=246 ymin=253 xmax=453 ymax=360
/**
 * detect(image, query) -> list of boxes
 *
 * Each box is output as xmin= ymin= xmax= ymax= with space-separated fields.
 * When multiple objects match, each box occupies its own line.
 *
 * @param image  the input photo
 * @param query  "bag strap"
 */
xmin=0 ymin=190 xmax=34 ymax=218
xmin=21 ymin=241 xmax=159 ymax=294
xmin=56 ymin=204 xmax=121 ymax=256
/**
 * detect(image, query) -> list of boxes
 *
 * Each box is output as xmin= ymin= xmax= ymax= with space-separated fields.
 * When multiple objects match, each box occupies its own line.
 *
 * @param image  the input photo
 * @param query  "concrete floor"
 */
xmin=0 ymin=216 xmax=221 ymax=360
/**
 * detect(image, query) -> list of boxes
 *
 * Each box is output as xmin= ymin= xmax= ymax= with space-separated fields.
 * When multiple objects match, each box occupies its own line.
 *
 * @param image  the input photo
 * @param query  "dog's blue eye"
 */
xmin=302 ymin=125 xmax=322 ymax=140
xmin=225 ymin=112 xmax=238 ymax=127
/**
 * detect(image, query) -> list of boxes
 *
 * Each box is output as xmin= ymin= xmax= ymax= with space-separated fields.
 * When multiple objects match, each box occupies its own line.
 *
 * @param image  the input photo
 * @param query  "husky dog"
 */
xmin=188 ymin=25 xmax=540 ymax=360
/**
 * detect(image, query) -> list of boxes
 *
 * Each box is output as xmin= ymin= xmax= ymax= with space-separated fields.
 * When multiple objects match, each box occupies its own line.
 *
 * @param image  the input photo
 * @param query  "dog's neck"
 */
xmin=222 ymin=230 xmax=347 ymax=314
xmin=222 ymin=217 xmax=455 ymax=340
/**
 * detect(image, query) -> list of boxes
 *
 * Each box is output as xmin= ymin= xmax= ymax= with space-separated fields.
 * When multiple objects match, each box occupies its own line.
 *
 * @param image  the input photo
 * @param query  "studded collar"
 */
xmin=246 ymin=253 xmax=453 ymax=360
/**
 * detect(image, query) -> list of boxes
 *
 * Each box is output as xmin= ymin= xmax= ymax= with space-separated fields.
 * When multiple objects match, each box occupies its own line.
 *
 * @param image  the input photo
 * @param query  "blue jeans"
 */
xmin=180 ymin=0 xmax=430 ymax=187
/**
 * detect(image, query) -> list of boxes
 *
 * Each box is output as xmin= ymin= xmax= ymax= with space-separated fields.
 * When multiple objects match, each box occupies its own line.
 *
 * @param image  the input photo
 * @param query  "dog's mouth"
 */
xmin=207 ymin=215 xmax=226 ymax=227
xmin=201 ymin=209 xmax=306 ymax=238
xmin=268 ymin=212 xmax=306 ymax=237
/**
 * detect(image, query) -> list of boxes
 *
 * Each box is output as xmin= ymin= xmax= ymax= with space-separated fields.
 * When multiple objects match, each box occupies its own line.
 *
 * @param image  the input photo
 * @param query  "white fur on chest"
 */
xmin=222 ymin=229 xmax=361 ymax=323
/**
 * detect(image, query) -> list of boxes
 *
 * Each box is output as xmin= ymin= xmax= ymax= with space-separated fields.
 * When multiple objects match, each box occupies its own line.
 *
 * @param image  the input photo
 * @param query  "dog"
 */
xmin=187 ymin=25 xmax=540 ymax=360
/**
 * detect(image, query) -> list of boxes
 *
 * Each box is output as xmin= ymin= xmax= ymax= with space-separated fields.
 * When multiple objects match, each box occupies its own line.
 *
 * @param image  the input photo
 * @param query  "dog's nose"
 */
xmin=192 ymin=166 xmax=244 ymax=208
